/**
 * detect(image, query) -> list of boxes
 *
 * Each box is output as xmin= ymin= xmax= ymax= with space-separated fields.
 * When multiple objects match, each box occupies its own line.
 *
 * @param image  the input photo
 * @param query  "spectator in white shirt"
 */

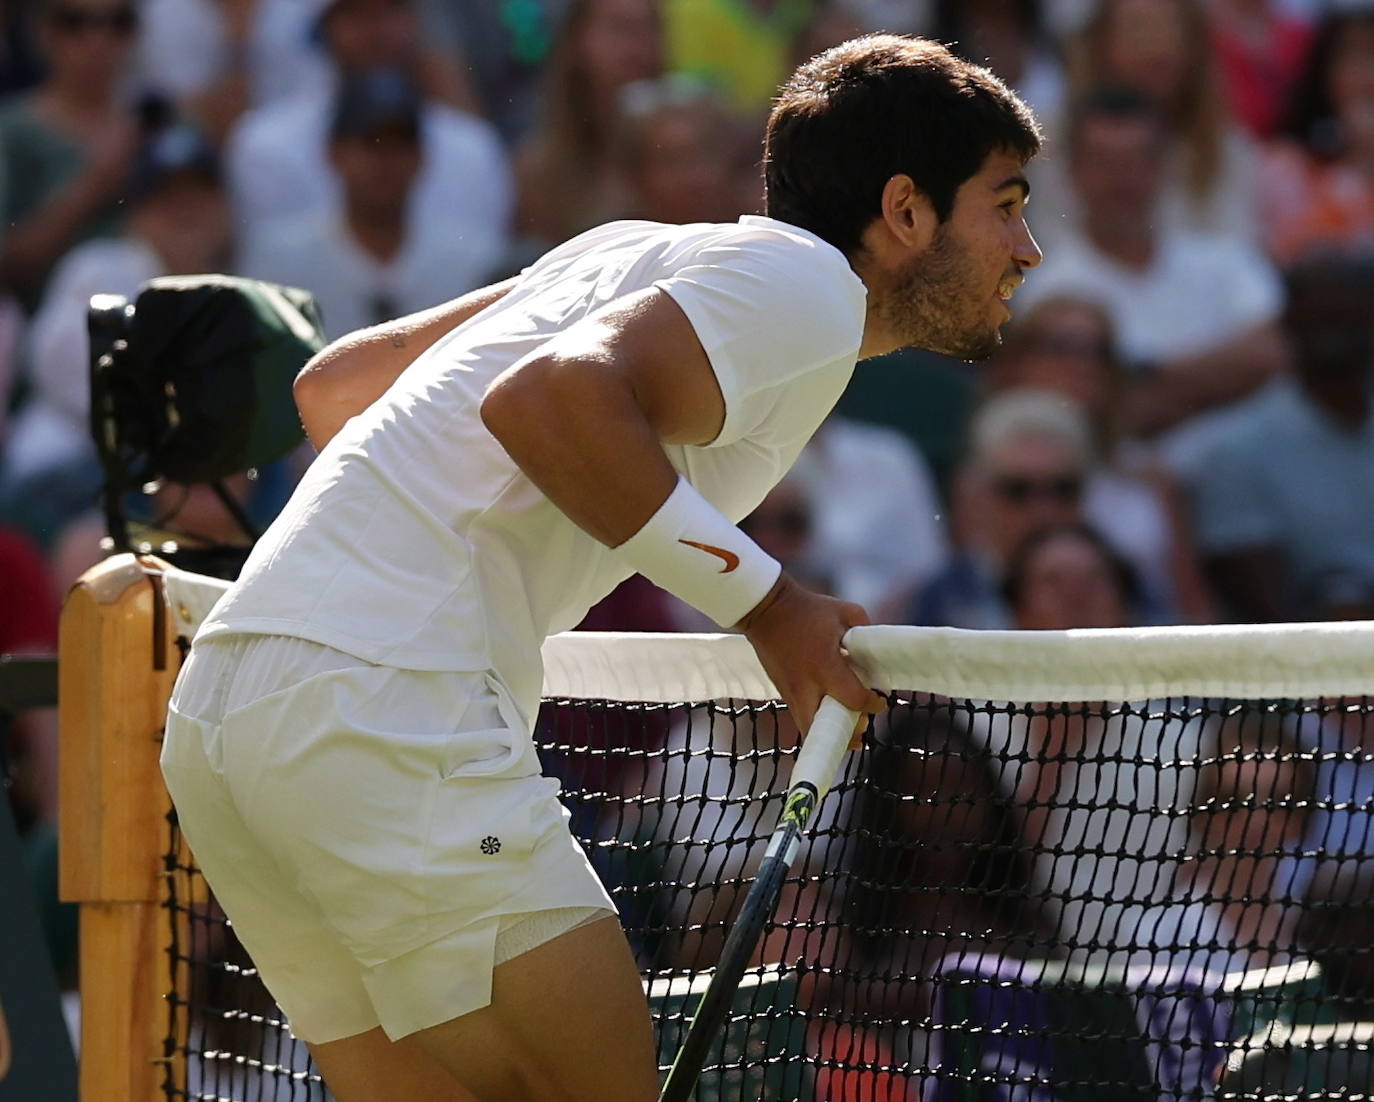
xmin=224 ymin=0 xmax=511 ymax=250
xmin=137 ymin=0 xmax=478 ymax=141
xmin=1017 ymin=86 xmax=1286 ymax=445
xmin=790 ymin=415 xmax=949 ymax=622
xmin=239 ymin=69 xmax=504 ymax=340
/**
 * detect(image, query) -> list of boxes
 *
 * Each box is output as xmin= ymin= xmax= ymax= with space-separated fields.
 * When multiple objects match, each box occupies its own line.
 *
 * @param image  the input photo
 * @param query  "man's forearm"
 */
xmin=295 ymin=277 xmax=516 ymax=447
xmin=1160 ymin=323 xmax=1287 ymax=419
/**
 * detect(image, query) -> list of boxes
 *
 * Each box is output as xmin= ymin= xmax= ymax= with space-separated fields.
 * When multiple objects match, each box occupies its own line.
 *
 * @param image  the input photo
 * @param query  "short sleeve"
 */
xmin=655 ymin=231 xmax=866 ymax=447
xmin=1209 ymin=237 xmax=1284 ymax=335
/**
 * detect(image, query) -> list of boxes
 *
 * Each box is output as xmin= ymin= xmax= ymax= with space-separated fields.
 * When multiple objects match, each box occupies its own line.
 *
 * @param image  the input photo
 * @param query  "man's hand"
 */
xmin=738 ymin=574 xmax=886 ymax=740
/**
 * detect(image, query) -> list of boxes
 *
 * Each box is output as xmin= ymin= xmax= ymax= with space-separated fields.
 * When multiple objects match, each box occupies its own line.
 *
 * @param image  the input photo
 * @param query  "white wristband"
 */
xmin=614 ymin=476 xmax=781 ymax=628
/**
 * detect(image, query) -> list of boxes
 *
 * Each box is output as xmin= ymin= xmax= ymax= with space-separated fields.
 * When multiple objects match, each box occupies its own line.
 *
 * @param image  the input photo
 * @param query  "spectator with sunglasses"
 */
xmin=0 ymin=0 xmax=144 ymax=309
xmin=907 ymin=388 xmax=1095 ymax=630
xmin=984 ymin=296 xmax=1217 ymax=624
xmin=1015 ymin=86 xmax=1285 ymax=447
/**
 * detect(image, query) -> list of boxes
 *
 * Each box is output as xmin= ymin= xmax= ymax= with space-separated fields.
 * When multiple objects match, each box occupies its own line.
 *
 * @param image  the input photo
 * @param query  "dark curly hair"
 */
xmin=764 ymin=34 xmax=1042 ymax=257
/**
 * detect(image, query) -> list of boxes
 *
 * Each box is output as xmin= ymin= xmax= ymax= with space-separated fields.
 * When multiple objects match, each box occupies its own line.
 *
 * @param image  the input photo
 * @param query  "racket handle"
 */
xmin=789 ymin=696 xmax=859 ymax=804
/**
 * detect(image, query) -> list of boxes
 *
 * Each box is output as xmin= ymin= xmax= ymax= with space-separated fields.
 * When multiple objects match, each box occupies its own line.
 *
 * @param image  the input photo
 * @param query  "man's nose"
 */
xmin=1015 ymin=219 xmax=1043 ymax=270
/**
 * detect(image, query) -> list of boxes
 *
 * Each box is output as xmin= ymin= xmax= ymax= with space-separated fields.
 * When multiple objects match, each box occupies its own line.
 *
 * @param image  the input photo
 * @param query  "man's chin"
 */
xmin=923 ymin=328 xmax=1002 ymax=363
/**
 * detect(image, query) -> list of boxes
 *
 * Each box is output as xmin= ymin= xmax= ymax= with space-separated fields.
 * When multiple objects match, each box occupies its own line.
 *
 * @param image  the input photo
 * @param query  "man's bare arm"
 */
xmin=294 ymin=277 xmax=517 ymax=447
xmin=480 ymin=287 xmax=724 ymax=547
xmin=481 ymin=287 xmax=882 ymax=731
xmin=1133 ymin=322 xmax=1288 ymax=436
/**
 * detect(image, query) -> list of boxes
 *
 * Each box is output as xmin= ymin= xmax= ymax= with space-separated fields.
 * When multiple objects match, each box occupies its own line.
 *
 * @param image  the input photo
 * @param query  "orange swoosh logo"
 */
xmin=678 ymin=539 xmax=740 ymax=573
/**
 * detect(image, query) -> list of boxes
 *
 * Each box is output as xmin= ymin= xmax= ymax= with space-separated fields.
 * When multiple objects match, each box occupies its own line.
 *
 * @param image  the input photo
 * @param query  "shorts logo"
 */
xmin=480 ymin=836 xmax=501 ymax=855
xmin=678 ymin=540 xmax=740 ymax=574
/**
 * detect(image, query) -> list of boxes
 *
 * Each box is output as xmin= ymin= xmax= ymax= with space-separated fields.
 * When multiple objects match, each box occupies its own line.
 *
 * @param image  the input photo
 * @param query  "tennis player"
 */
xmin=161 ymin=33 xmax=1042 ymax=1102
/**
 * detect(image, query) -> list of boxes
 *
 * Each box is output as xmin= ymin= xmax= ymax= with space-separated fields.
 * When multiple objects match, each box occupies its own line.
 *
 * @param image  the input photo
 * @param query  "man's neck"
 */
xmin=346 ymin=207 xmax=406 ymax=265
xmin=1301 ymin=371 xmax=1372 ymax=430
xmin=1086 ymin=219 xmax=1156 ymax=270
xmin=1348 ymin=138 xmax=1374 ymax=180
xmin=849 ymin=251 xmax=904 ymax=360
xmin=40 ymin=83 xmax=116 ymax=127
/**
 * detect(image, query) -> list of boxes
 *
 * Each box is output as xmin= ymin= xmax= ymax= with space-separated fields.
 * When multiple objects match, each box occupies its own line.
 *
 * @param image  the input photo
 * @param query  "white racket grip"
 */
xmin=790 ymin=696 xmax=859 ymax=805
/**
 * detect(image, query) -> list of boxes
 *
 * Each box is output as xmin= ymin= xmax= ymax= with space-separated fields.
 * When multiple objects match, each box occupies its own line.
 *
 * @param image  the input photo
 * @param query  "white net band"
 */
xmin=163 ymin=563 xmax=1374 ymax=702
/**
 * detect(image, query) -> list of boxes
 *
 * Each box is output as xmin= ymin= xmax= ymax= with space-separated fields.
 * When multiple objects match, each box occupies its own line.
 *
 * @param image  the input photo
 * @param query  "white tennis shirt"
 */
xmin=200 ymin=217 xmax=868 ymax=719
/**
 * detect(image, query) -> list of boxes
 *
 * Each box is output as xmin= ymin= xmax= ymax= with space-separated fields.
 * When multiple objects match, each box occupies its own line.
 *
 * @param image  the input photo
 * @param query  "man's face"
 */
xmin=972 ymin=432 xmax=1084 ymax=562
xmin=1012 ymin=530 xmax=1128 ymax=630
xmin=1103 ymin=0 xmax=1190 ymax=108
xmin=1287 ymin=282 xmax=1374 ymax=381
xmin=880 ymin=149 xmax=1042 ymax=361
xmin=323 ymin=0 xmax=417 ymax=70
xmin=1071 ymin=115 xmax=1163 ymax=232
xmin=631 ymin=107 xmax=739 ymax=225
xmin=999 ymin=301 xmax=1116 ymax=416
xmin=1330 ymin=21 xmax=1374 ymax=142
xmin=330 ymin=126 xmax=421 ymax=216
xmin=42 ymin=0 xmax=137 ymax=90
xmin=136 ymin=173 xmax=230 ymax=273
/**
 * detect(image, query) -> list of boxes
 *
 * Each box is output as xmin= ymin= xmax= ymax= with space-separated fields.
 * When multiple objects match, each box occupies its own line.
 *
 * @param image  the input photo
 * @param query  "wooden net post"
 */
xmin=59 ymin=554 xmax=184 ymax=1102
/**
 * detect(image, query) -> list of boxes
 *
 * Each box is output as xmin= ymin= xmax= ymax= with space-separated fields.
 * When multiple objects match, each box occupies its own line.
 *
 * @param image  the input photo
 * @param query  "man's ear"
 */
xmin=879 ymin=173 xmax=938 ymax=253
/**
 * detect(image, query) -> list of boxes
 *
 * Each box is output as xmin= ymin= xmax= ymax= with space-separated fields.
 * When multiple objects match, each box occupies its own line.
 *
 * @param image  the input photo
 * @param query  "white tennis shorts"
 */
xmin=160 ymin=634 xmax=616 ymax=1044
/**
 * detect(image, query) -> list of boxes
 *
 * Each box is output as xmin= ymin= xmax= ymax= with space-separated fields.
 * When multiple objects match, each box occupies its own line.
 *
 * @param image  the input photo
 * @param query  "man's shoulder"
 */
xmin=421 ymin=102 xmax=507 ymax=159
xmin=1158 ymin=227 xmax=1273 ymax=274
xmin=823 ymin=416 xmax=924 ymax=469
xmin=529 ymin=217 xmax=831 ymax=276
xmin=238 ymin=211 xmax=341 ymax=277
xmin=722 ymin=215 xmax=853 ymax=264
xmin=227 ymin=93 xmax=324 ymax=160
xmin=1196 ymin=381 xmax=1303 ymax=471
xmin=44 ymin=235 xmax=159 ymax=297
xmin=1016 ymin=234 xmax=1122 ymax=312
xmin=244 ymin=208 xmax=336 ymax=249
xmin=0 ymin=93 xmax=36 ymax=137
xmin=680 ymin=216 xmax=866 ymax=315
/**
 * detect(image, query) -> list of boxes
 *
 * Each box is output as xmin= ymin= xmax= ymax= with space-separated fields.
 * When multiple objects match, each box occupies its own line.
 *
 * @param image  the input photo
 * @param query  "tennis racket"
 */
xmin=658 ymin=695 xmax=861 ymax=1102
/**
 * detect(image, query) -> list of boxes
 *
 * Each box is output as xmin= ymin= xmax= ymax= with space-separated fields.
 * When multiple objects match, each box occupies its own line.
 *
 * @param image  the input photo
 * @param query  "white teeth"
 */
xmin=997 ymin=285 xmax=1014 ymax=301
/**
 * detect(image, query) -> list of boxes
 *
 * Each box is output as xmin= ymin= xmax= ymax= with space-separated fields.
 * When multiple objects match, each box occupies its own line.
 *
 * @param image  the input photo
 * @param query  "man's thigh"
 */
xmin=308 ymin=1028 xmax=480 ymax=1102
xmin=409 ymin=915 xmax=659 ymax=1102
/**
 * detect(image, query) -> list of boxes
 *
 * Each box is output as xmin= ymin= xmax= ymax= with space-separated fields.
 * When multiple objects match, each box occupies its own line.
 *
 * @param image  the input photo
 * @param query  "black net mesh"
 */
xmin=162 ymin=689 xmax=1374 ymax=1100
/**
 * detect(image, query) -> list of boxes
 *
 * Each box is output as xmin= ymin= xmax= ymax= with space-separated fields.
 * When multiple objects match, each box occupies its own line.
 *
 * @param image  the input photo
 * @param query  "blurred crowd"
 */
xmin=3 ymin=0 xmax=1374 ymax=1073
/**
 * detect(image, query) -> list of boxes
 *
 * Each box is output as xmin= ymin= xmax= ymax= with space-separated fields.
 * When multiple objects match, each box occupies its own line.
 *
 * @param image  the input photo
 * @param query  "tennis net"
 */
xmin=149 ymin=565 xmax=1374 ymax=1101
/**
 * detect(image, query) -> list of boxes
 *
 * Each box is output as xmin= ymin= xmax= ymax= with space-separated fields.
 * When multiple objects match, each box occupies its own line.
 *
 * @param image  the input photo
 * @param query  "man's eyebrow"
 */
xmin=995 ymin=174 xmax=1031 ymax=201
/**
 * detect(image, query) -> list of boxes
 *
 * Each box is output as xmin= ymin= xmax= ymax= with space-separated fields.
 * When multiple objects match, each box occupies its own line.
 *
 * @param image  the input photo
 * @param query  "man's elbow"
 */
xmin=480 ymin=367 xmax=530 ymax=448
xmin=293 ymin=363 xmax=327 ymax=421
xmin=293 ymin=356 xmax=348 ymax=446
